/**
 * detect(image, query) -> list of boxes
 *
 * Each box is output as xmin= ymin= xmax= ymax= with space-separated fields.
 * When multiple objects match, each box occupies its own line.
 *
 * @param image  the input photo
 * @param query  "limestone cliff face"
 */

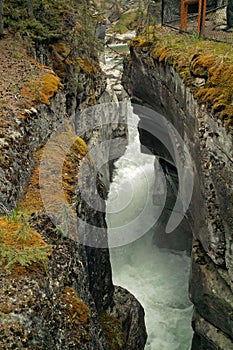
xmin=0 ymin=40 xmax=147 ymax=349
xmin=123 ymin=43 xmax=233 ymax=349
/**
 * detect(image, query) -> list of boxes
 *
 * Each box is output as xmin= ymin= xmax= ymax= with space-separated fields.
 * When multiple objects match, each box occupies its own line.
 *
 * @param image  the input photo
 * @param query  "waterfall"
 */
xmin=106 ymin=106 xmax=193 ymax=350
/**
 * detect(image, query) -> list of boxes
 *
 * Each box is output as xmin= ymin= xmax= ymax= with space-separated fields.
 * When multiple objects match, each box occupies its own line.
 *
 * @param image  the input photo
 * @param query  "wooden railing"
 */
xmin=180 ymin=0 xmax=207 ymax=33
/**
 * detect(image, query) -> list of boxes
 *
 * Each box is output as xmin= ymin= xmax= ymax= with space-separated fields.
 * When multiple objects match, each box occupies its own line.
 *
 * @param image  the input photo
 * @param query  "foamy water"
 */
xmin=106 ymin=108 xmax=193 ymax=349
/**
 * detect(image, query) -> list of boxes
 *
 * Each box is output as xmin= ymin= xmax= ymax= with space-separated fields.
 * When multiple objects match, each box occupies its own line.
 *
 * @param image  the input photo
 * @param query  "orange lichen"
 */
xmin=61 ymin=286 xmax=91 ymax=345
xmin=99 ymin=313 xmax=126 ymax=350
xmin=190 ymin=53 xmax=216 ymax=77
xmin=50 ymin=42 xmax=72 ymax=78
xmin=19 ymin=126 xmax=90 ymax=215
xmin=131 ymin=35 xmax=154 ymax=48
xmin=21 ymin=72 xmax=62 ymax=106
xmin=18 ymin=148 xmax=44 ymax=213
xmin=61 ymin=286 xmax=91 ymax=325
xmin=153 ymin=46 xmax=174 ymax=63
xmin=77 ymin=56 xmax=99 ymax=75
xmin=52 ymin=42 xmax=71 ymax=59
xmin=194 ymin=58 xmax=233 ymax=124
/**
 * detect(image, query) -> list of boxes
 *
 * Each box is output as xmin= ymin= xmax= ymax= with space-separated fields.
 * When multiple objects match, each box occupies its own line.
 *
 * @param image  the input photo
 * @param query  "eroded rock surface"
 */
xmin=0 ymin=35 xmax=147 ymax=350
xmin=123 ymin=42 xmax=233 ymax=349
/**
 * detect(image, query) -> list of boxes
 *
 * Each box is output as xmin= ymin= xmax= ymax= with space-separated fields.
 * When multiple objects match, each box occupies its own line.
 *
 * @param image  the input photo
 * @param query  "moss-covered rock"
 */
xmin=130 ymin=26 xmax=233 ymax=132
xmin=21 ymin=72 xmax=62 ymax=106
xmin=99 ymin=312 xmax=125 ymax=350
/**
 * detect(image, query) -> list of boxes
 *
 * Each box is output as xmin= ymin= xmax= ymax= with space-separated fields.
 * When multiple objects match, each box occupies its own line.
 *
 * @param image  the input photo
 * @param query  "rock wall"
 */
xmin=123 ymin=45 xmax=233 ymax=349
xmin=0 ymin=41 xmax=147 ymax=349
xmin=0 ymin=92 xmax=65 ymax=211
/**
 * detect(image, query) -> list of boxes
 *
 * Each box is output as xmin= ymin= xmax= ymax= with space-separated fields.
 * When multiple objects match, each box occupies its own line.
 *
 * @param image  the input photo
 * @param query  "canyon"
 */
xmin=123 ymin=31 xmax=233 ymax=349
xmin=0 ymin=1 xmax=233 ymax=349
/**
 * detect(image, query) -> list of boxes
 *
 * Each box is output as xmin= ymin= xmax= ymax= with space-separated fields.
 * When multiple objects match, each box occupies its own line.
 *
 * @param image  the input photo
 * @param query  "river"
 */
xmin=106 ymin=106 xmax=193 ymax=350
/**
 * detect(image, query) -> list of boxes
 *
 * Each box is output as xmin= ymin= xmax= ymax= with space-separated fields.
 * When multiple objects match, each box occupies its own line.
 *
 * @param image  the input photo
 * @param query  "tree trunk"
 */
xmin=227 ymin=0 xmax=233 ymax=28
xmin=27 ymin=0 xmax=34 ymax=19
xmin=0 ymin=0 xmax=3 ymax=37
xmin=114 ymin=0 xmax=121 ymax=14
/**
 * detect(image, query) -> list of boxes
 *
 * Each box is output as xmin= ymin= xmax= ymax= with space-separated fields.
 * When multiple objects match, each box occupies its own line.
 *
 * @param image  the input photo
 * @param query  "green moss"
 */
xmin=99 ymin=313 xmax=126 ymax=350
xmin=131 ymin=26 xmax=233 ymax=132
xmin=110 ymin=10 xmax=139 ymax=34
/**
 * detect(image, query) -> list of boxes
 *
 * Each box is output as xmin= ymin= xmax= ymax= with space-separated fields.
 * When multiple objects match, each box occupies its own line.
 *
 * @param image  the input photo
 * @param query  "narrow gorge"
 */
xmin=122 ymin=27 xmax=233 ymax=349
xmin=0 ymin=1 xmax=233 ymax=350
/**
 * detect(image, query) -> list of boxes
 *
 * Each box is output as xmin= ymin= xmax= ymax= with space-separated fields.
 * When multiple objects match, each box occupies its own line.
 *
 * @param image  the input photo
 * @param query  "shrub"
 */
xmin=0 ymin=215 xmax=50 ymax=271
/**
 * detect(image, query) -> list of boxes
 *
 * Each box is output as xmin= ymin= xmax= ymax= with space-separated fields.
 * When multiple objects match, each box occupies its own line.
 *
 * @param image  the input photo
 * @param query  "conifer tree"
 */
xmin=27 ymin=0 xmax=35 ymax=19
xmin=0 ymin=0 xmax=3 ymax=37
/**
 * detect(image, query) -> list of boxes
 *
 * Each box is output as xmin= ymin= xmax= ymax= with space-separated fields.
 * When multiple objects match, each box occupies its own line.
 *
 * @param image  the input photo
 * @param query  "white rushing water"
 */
xmin=106 ymin=108 xmax=193 ymax=350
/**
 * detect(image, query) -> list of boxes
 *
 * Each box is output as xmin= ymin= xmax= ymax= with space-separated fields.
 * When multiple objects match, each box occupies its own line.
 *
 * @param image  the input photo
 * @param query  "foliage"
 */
xmin=0 ymin=244 xmax=50 ymax=270
xmin=99 ymin=313 xmax=126 ymax=350
xmin=77 ymin=56 xmax=99 ymax=75
xmin=4 ymin=0 xmax=74 ymax=41
xmin=110 ymin=10 xmax=139 ymax=34
xmin=0 ymin=0 xmax=3 ymax=37
xmin=193 ymin=57 xmax=233 ymax=125
xmin=108 ymin=0 xmax=158 ymax=34
xmin=0 ymin=214 xmax=50 ymax=271
xmin=137 ymin=0 xmax=158 ymax=30
xmin=3 ymin=0 xmax=102 ymax=59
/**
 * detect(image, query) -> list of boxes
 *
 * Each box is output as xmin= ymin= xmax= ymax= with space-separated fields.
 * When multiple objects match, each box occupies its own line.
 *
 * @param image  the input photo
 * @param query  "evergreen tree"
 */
xmin=0 ymin=0 xmax=3 ymax=37
xmin=27 ymin=0 xmax=35 ymax=19
xmin=227 ymin=0 xmax=233 ymax=29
